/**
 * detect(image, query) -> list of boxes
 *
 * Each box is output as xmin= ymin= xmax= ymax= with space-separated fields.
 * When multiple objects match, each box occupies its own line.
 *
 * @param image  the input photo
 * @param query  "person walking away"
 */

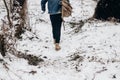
xmin=41 ymin=0 xmax=62 ymax=51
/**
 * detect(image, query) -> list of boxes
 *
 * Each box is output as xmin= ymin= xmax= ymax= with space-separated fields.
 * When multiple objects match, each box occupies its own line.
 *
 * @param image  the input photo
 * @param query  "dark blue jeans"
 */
xmin=50 ymin=13 xmax=62 ymax=43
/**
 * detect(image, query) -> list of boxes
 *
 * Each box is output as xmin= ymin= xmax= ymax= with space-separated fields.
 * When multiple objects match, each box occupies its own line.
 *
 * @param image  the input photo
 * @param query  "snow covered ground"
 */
xmin=0 ymin=0 xmax=120 ymax=80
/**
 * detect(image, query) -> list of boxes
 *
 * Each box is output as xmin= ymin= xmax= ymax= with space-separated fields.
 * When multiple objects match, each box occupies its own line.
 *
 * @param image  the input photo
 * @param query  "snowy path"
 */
xmin=17 ymin=0 xmax=97 ymax=59
xmin=1 ymin=0 xmax=120 ymax=80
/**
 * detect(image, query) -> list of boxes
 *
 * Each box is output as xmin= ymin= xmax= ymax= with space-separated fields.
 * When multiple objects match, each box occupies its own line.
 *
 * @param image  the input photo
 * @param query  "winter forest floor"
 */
xmin=0 ymin=0 xmax=120 ymax=80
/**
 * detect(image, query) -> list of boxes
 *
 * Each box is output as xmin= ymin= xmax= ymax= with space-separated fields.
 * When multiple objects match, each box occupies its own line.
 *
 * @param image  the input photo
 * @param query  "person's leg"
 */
xmin=55 ymin=14 xmax=62 ymax=43
xmin=50 ymin=15 xmax=56 ymax=40
xmin=50 ymin=14 xmax=62 ymax=50
xmin=50 ymin=13 xmax=62 ymax=43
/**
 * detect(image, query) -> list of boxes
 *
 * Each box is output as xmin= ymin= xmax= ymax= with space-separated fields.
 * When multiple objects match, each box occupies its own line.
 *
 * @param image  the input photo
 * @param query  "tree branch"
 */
xmin=3 ymin=0 xmax=12 ymax=27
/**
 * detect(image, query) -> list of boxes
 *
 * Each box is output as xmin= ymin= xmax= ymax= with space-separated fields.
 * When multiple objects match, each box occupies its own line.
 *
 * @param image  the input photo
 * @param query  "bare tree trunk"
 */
xmin=0 ymin=0 xmax=30 ymax=57
xmin=10 ymin=0 xmax=13 ymax=13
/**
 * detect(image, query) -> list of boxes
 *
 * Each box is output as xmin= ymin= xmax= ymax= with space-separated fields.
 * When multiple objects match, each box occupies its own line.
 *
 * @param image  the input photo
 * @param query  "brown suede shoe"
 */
xmin=55 ymin=43 xmax=61 ymax=51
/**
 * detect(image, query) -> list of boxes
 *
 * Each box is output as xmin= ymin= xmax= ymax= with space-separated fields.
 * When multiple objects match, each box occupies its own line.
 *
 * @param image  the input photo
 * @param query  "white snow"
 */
xmin=0 ymin=0 xmax=120 ymax=80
